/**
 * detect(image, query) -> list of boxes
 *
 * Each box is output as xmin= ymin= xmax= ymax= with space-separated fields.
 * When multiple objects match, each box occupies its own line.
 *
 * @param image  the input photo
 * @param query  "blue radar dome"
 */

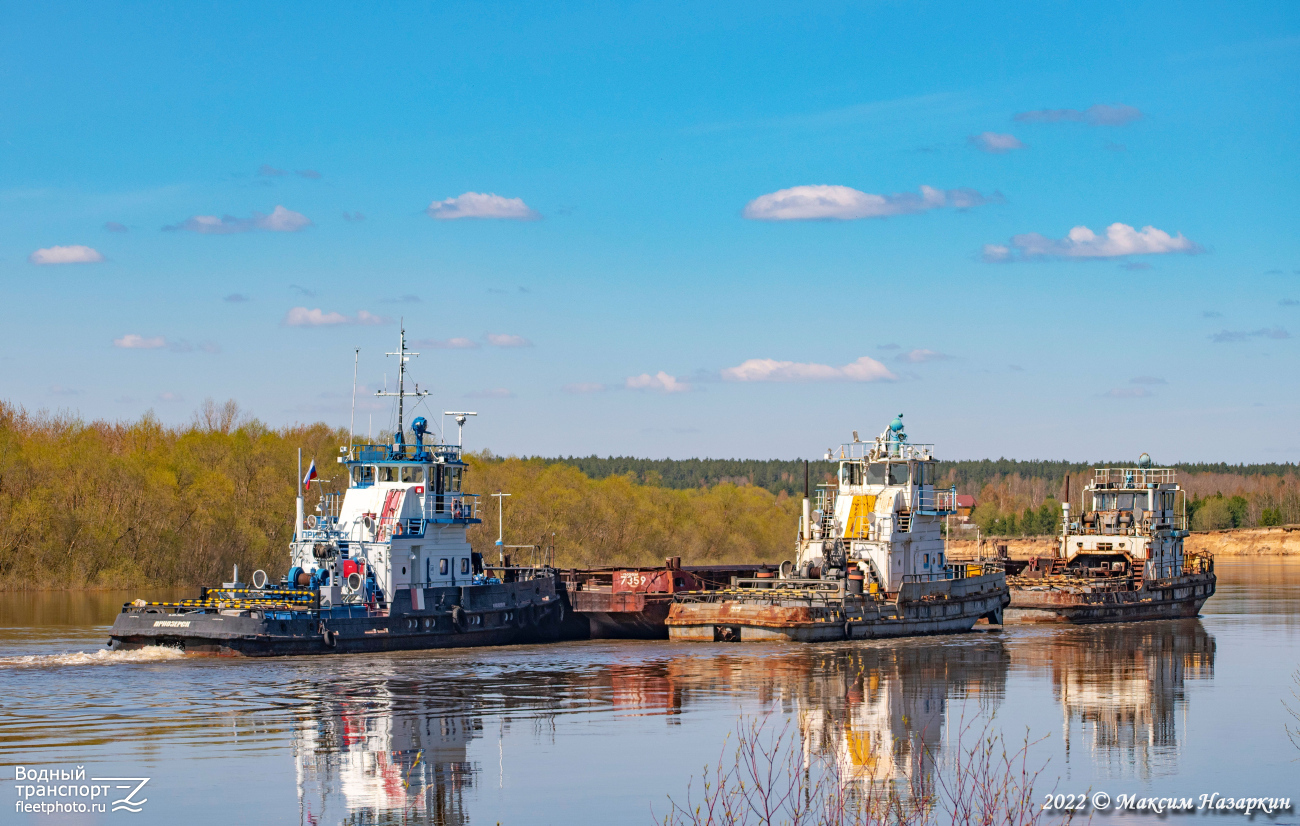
xmin=889 ymin=414 xmax=905 ymax=433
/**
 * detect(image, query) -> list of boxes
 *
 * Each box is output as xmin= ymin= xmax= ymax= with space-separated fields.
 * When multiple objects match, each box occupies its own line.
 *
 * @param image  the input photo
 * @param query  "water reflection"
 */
xmin=285 ymin=640 xmax=1014 ymax=824
xmin=1025 ymin=620 xmax=1215 ymax=780
xmin=9 ymin=569 xmax=1276 ymax=826
xmin=295 ymin=683 xmax=477 ymax=826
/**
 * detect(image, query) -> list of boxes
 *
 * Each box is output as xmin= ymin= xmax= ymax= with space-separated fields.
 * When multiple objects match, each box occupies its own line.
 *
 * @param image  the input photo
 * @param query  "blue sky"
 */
xmin=2 ymin=2 xmax=1297 ymax=462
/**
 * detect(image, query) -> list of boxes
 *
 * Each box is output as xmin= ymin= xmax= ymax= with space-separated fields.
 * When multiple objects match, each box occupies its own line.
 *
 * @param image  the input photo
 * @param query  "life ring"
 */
xmin=450 ymin=605 xmax=468 ymax=632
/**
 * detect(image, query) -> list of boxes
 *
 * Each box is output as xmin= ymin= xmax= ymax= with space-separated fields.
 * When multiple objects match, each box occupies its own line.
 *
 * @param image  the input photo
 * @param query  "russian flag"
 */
xmin=303 ymin=459 xmax=318 ymax=490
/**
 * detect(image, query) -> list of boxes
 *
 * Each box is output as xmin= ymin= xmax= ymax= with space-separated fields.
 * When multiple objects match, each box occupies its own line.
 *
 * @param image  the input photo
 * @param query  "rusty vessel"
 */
xmin=560 ymin=561 xmax=766 ymax=638
xmin=667 ymin=416 xmax=1009 ymax=643
xmin=1004 ymin=458 xmax=1215 ymax=624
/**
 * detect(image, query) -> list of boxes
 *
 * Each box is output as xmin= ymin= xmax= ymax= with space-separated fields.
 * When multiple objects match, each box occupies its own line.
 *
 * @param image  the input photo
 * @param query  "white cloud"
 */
xmin=743 ymin=184 xmax=1000 ymax=221
xmin=1014 ymin=104 xmax=1143 ymax=126
xmin=968 ymin=132 xmax=1025 ymax=153
xmin=896 ymin=349 xmax=952 ymax=364
xmin=113 ymin=334 xmax=167 ymax=349
xmin=487 ymin=333 xmax=532 ymax=347
xmin=165 ymin=205 xmax=311 ymax=234
xmin=283 ymin=307 xmax=391 ymax=327
xmin=721 ymin=356 xmax=896 ymax=382
xmin=983 ymin=223 xmax=1201 ymax=262
xmin=1211 ymin=327 xmax=1290 ymax=343
xmin=465 ymin=388 xmax=515 ymax=399
xmin=157 ymin=392 xmax=184 ymax=402
xmin=29 ymin=244 xmax=104 ymax=265
xmin=426 ymin=192 xmax=540 ymax=220
xmin=258 ymin=205 xmax=312 ymax=232
xmin=563 ymin=382 xmax=606 ymax=394
xmin=418 ymin=337 xmax=480 ymax=349
xmin=626 ymin=371 xmax=691 ymax=393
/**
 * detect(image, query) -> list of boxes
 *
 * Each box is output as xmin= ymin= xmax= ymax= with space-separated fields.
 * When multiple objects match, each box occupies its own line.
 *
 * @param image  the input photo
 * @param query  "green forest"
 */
xmin=549 ymin=455 xmax=1300 ymax=536
xmin=1 ymin=400 xmax=1296 ymax=589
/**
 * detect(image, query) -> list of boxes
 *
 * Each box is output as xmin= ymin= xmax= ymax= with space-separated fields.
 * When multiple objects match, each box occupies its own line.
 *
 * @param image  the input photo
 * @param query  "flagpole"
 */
xmin=296 ymin=448 xmax=304 ymax=543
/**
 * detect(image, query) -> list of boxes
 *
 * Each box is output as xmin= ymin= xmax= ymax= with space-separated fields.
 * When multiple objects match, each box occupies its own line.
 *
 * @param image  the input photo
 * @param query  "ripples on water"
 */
xmin=1 ymin=560 xmax=1296 ymax=825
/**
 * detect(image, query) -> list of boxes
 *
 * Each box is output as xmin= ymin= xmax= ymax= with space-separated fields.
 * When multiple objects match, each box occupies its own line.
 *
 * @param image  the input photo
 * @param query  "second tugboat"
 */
xmin=667 ymin=416 xmax=1009 ymax=643
xmin=109 ymin=328 xmax=565 ymax=655
xmin=1004 ymin=457 xmax=1215 ymax=623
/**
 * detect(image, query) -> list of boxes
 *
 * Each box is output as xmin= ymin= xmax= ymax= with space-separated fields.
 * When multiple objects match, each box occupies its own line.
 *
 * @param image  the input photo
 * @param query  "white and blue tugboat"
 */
xmin=667 ymin=416 xmax=1009 ymax=642
xmin=109 ymin=328 xmax=564 ymax=656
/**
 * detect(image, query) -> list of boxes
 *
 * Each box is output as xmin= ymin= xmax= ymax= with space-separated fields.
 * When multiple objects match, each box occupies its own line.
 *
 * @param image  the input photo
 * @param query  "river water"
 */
xmin=1 ymin=560 xmax=1297 ymax=825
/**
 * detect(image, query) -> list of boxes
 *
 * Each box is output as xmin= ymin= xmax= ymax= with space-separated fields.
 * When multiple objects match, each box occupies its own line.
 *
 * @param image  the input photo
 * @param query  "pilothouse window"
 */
xmin=888 ymin=464 xmax=910 ymax=486
xmin=379 ymin=466 xmax=397 ymax=483
xmin=866 ymin=463 xmax=886 ymax=485
xmin=401 ymin=465 xmax=422 ymax=483
xmin=447 ymin=467 xmax=463 ymax=493
xmin=841 ymin=464 xmax=863 ymax=486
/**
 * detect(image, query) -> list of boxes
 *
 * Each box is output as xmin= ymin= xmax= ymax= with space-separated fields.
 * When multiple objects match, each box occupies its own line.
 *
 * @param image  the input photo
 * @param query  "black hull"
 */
xmin=109 ymin=577 xmax=565 ymax=657
xmin=1006 ymin=571 xmax=1215 ymax=624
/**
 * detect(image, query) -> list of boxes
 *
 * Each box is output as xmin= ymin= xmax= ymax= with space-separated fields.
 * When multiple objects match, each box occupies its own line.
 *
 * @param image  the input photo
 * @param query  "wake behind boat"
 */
xmin=109 ymin=328 xmax=565 ymax=656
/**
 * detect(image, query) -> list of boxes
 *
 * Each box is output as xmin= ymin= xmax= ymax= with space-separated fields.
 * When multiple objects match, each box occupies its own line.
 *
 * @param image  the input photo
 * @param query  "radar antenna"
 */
xmin=443 ymin=411 xmax=478 ymax=447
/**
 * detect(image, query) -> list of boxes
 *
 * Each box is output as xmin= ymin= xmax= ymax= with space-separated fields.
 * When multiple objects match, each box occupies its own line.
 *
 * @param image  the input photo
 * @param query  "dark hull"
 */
xmin=1006 ymin=571 xmax=1215 ymax=624
xmin=109 ymin=577 xmax=564 ymax=657
xmin=668 ymin=572 xmax=1009 ymax=643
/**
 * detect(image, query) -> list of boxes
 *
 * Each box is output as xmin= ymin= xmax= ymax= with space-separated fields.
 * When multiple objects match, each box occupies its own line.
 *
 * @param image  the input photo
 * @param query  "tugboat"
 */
xmin=666 ymin=416 xmax=1009 ymax=643
xmin=1004 ymin=457 xmax=1215 ymax=623
xmin=109 ymin=328 xmax=565 ymax=655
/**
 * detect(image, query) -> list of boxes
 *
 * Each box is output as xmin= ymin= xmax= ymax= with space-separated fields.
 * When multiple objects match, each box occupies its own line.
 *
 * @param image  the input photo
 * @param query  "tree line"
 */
xmin=0 ymin=403 xmax=796 ymax=590
xmin=1 ymin=400 xmax=1294 ymax=588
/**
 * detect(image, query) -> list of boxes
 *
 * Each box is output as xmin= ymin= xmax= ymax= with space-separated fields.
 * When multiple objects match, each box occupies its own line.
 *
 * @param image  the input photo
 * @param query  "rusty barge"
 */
xmin=1004 ymin=459 xmax=1215 ymax=624
xmin=559 ymin=560 xmax=766 ymax=638
xmin=667 ymin=416 xmax=1009 ymax=643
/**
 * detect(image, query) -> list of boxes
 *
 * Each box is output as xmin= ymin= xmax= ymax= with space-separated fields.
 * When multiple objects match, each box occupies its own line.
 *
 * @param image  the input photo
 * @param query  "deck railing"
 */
xmin=1091 ymin=467 xmax=1177 ymax=488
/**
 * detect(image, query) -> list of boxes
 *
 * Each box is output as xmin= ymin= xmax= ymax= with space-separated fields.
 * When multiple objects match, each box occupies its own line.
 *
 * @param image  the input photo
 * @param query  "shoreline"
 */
xmin=945 ymin=525 xmax=1300 ymax=560
xmin=2 ymin=526 xmax=1298 ymax=591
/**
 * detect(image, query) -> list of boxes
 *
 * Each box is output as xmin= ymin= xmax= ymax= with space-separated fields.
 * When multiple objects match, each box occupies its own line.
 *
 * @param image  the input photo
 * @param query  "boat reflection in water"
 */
xmin=798 ymin=643 xmax=1010 ymax=790
xmin=1030 ymin=619 xmax=1215 ymax=780
xmin=294 ymin=684 xmax=477 ymax=826
xmin=285 ymin=623 xmax=1211 ymax=824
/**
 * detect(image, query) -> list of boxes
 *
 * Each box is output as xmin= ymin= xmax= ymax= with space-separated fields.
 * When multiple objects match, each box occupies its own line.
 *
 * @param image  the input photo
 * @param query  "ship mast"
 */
xmin=375 ymin=322 xmax=428 ymax=451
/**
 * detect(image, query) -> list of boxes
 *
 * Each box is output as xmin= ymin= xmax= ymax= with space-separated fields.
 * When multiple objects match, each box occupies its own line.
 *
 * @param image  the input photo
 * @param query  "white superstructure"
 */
xmin=791 ymin=415 xmax=957 ymax=593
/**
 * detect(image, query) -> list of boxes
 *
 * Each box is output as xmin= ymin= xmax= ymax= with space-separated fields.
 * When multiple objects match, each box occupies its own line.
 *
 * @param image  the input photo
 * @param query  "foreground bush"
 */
xmin=660 ymin=717 xmax=1067 ymax=826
